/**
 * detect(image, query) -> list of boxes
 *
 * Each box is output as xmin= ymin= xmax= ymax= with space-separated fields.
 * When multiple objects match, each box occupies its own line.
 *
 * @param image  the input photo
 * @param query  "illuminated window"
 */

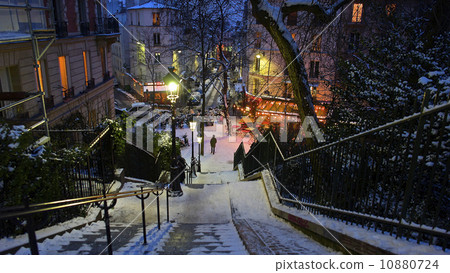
xmin=309 ymin=61 xmax=319 ymax=78
xmin=37 ymin=60 xmax=44 ymax=92
xmin=255 ymin=56 xmax=261 ymax=72
xmin=58 ymin=56 xmax=69 ymax=96
xmin=386 ymin=4 xmax=396 ymax=16
xmin=352 ymin=3 xmax=363 ymax=23
xmin=292 ymin=33 xmax=296 ymax=40
xmin=311 ymin=35 xmax=322 ymax=52
xmin=153 ymin=13 xmax=160 ymax=26
xmin=83 ymin=51 xmax=89 ymax=86
xmin=255 ymin=32 xmax=261 ymax=48
xmin=100 ymin=47 xmax=107 ymax=76
xmin=154 ymin=52 xmax=161 ymax=63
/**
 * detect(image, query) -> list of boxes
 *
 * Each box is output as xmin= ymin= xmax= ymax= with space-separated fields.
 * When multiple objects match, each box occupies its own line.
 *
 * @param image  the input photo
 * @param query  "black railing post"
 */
xmin=100 ymin=139 xmax=113 ymax=255
xmin=23 ymin=196 xmax=39 ymax=255
xmin=156 ymin=192 xmax=161 ymax=230
xmin=140 ymin=187 xmax=147 ymax=245
xmin=102 ymin=185 xmax=113 ymax=255
xmin=87 ymin=155 xmax=93 ymax=196
xmin=25 ymin=215 xmax=39 ymax=255
xmin=166 ymin=189 xmax=169 ymax=223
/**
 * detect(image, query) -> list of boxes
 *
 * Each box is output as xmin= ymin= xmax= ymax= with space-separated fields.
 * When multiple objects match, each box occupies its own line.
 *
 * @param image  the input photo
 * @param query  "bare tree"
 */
xmin=248 ymin=0 xmax=352 ymax=130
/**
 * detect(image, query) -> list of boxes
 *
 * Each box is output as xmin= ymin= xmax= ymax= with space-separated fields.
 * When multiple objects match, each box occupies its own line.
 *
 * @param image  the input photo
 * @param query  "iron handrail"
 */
xmin=0 ymin=188 xmax=163 ymax=221
xmin=234 ymin=100 xmax=450 ymax=250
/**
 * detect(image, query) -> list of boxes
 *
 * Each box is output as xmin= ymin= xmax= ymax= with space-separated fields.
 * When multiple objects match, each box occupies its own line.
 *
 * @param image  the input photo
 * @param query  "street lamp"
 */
xmin=163 ymin=67 xmax=180 ymax=192
xmin=196 ymin=134 xmax=202 ymax=172
xmin=189 ymin=120 xmax=197 ymax=177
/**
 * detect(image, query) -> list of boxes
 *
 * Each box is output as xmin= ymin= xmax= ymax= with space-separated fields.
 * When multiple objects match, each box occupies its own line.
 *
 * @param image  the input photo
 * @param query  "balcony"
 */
xmin=63 ymin=87 xmax=74 ymax=102
xmin=97 ymin=18 xmax=119 ymax=34
xmin=80 ymin=22 xmax=90 ymax=36
xmin=86 ymin=78 xmax=95 ymax=90
xmin=56 ymin=21 xmax=68 ymax=38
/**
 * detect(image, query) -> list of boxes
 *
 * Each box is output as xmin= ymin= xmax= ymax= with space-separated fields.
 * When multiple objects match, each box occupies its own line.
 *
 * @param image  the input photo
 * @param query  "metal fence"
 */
xmin=234 ymin=101 xmax=450 ymax=250
xmin=0 ymin=126 xmax=115 ymax=238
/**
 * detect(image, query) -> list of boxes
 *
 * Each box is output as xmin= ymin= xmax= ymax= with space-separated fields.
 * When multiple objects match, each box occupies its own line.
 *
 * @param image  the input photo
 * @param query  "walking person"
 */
xmin=170 ymin=155 xmax=186 ymax=197
xmin=210 ymin=135 xmax=217 ymax=154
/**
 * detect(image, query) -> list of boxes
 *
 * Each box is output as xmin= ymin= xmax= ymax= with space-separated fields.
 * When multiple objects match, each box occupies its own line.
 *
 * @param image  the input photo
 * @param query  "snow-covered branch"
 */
xmin=282 ymin=0 xmax=352 ymax=19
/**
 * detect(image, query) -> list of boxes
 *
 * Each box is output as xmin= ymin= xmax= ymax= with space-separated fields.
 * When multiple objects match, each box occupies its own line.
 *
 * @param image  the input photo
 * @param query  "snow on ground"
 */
xmin=229 ymin=180 xmax=337 ymax=254
xmin=260 ymin=171 xmax=449 ymax=255
xmin=0 ymin=206 xmax=100 ymax=254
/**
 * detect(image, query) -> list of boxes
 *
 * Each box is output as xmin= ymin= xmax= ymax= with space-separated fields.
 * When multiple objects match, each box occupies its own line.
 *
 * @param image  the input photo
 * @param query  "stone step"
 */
xmin=155 ymin=223 xmax=247 ymax=255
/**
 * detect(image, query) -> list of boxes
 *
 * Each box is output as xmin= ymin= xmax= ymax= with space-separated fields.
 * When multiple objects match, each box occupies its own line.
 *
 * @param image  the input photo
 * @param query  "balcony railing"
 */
xmin=80 ymin=22 xmax=90 ymax=36
xmin=55 ymin=21 xmax=68 ymax=38
xmin=62 ymin=87 xmax=74 ymax=101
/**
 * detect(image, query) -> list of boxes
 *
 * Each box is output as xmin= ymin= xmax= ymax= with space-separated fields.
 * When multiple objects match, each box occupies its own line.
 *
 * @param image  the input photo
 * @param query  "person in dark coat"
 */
xmin=210 ymin=135 xmax=217 ymax=154
xmin=170 ymin=155 xmax=186 ymax=197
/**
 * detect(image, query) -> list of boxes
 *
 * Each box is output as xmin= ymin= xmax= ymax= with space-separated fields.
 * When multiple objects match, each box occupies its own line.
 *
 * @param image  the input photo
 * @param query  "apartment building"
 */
xmin=244 ymin=0 xmax=431 ymax=121
xmin=125 ymin=1 xmax=182 ymax=103
xmin=0 ymin=0 xmax=119 ymax=133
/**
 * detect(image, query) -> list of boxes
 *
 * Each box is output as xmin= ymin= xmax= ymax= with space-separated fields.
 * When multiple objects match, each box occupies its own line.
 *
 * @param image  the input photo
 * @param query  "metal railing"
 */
xmin=0 ymin=185 xmax=171 ymax=255
xmin=234 ymin=101 xmax=450 ymax=250
xmin=0 ymin=126 xmax=115 ymax=239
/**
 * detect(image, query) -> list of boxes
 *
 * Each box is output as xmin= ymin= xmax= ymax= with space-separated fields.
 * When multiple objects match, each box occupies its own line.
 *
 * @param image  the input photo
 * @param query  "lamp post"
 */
xmin=189 ymin=120 xmax=197 ymax=177
xmin=163 ymin=67 xmax=180 ymax=190
xmin=196 ymin=134 xmax=202 ymax=172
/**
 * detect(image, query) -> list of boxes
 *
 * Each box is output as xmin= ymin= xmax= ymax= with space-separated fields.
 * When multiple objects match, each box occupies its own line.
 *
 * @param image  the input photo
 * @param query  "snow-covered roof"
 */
xmin=128 ymin=1 xmax=177 ymax=10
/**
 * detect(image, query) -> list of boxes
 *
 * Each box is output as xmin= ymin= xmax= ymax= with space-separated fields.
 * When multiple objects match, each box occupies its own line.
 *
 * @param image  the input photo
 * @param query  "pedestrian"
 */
xmin=210 ymin=135 xmax=217 ymax=154
xmin=170 ymin=155 xmax=185 ymax=197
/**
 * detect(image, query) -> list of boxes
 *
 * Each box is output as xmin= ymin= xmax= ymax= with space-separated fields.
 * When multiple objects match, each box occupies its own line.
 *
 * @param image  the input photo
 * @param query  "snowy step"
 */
xmin=14 ymin=221 xmax=144 ymax=255
xmin=155 ymin=223 xmax=247 ymax=255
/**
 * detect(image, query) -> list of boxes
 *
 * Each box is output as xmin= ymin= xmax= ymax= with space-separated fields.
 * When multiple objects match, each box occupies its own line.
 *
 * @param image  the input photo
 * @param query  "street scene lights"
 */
xmin=163 ymin=67 xmax=180 ymax=193
xmin=196 ymin=134 xmax=202 ymax=172
xmin=189 ymin=120 xmax=197 ymax=177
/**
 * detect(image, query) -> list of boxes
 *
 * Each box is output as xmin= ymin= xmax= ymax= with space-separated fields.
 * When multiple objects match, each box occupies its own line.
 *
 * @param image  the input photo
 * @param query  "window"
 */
xmin=100 ymin=47 xmax=107 ymax=77
xmin=37 ymin=60 xmax=45 ymax=92
xmin=154 ymin=33 xmax=161 ymax=45
xmin=153 ymin=13 xmax=160 ymax=26
xmin=83 ymin=51 xmax=90 ymax=86
xmin=310 ymin=86 xmax=317 ymax=96
xmin=0 ymin=66 xmax=21 ymax=118
xmin=309 ymin=61 xmax=319 ymax=78
xmin=348 ymin=32 xmax=360 ymax=51
xmin=58 ymin=56 xmax=69 ymax=97
xmin=77 ymin=0 xmax=87 ymax=23
xmin=255 ymin=57 xmax=261 ymax=72
xmin=154 ymin=52 xmax=161 ymax=63
xmin=352 ymin=3 xmax=363 ymax=23
xmin=287 ymin=12 xmax=297 ymax=26
xmin=253 ymin=78 xmax=260 ymax=93
xmin=137 ymin=12 xmax=140 ymax=26
xmin=130 ymin=13 xmax=133 ymax=25
xmin=255 ymin=32 xmax=261 ymax=48
xmin=385 ymin=4 xmax=396 ymax=16
xmin=311 ymin=35 xmax=322 ymax=52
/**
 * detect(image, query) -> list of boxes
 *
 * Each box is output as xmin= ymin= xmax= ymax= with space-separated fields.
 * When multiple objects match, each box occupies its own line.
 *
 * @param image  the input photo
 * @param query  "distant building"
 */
xmin=125 ymin=1 xmax=181 ymax=103
xmin=244 ymin=0 xmax=433 ymax=122
xmin=0 ymin=0 xmax=119 ymax=133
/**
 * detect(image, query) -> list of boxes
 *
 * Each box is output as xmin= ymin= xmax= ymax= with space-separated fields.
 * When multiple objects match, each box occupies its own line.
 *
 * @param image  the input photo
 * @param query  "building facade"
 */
xmin=125 ymin=1 xmax=182 ymax=102
xmin=0 ymin=0 xmax=119 ymax=133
